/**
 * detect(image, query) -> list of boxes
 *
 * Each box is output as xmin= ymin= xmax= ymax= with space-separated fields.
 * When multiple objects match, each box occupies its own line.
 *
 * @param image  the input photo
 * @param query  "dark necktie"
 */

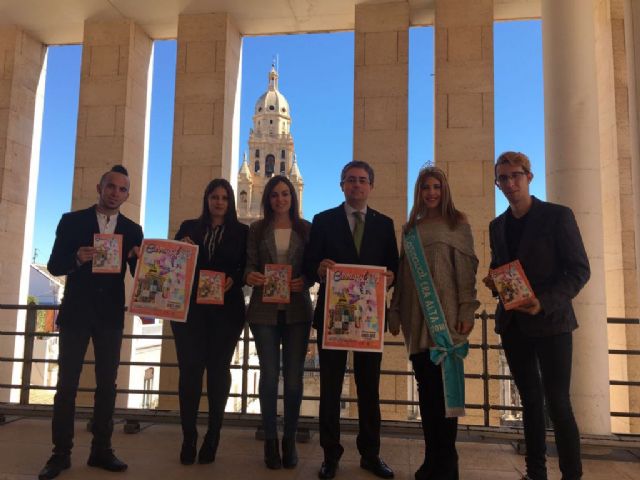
xmin=353 ymin=211 xmax=364 ymax=255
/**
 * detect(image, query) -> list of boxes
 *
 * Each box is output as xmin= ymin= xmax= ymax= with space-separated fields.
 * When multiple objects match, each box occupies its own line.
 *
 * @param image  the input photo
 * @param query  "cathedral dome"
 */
xmin=254 ymin=65 xmax=290 ymax=117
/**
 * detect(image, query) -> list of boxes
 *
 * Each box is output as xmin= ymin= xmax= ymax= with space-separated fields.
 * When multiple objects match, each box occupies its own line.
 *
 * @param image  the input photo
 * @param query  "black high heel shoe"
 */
xmin=281 ymin=436 xmax=298 ymax=468
xmin=198 ymin=430 xmax=220 ymax=464
xmin=264 ymin=438 xmax=282 ymax=469
xmin=180 ymin=435 xmax=197 ymax=465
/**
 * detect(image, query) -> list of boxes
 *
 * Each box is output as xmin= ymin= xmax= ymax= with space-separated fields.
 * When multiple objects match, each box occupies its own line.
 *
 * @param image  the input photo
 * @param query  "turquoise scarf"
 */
xmin=404 ymin=227 xmax=468 ymax=417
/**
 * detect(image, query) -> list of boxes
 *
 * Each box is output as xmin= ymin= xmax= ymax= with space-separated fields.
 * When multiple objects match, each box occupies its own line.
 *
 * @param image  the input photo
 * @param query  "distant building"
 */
xmin=237 ymin=64 xmax=303 ymax=224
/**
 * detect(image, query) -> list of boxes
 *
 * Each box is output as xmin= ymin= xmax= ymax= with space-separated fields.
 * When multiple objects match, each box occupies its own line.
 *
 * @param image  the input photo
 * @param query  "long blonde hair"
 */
xmin=405 ymin=166 xmax=464 ymax=232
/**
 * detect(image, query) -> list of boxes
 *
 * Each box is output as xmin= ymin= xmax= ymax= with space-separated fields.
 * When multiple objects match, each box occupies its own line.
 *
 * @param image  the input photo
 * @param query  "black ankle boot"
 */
xmin=198 ymin=430 xmax=219 ymax=464
xmin=264 ymin=439 xmax=282 ymax=469
xmin=281 ymin=436 xmax=298 ymax=468
xmin=180 ymin=435 xmax=197 ymax=465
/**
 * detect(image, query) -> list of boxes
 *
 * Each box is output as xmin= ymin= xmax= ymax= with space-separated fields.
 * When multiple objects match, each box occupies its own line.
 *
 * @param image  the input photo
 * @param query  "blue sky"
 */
xmin=31 ymin=20 xmax=543 ymax=264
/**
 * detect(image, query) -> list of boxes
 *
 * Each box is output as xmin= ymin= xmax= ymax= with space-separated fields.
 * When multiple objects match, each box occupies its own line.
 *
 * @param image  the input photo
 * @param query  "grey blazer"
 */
xmin=244 ymin=219 xmax=313 ymax=325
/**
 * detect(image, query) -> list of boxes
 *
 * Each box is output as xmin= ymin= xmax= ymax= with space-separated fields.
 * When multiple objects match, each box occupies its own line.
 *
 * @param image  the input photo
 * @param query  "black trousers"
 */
xmin=171 ymin=308 xmax=244 ymax=441
xmin=52 ymin=323 xmax=123 ymax=455
xmin=411 ymin=351 xmax=459 ymax=480
xmin=501 ymin=323 xmax=582 ymax=480
xmin=317 ymin=338 xmax=382 ymax=461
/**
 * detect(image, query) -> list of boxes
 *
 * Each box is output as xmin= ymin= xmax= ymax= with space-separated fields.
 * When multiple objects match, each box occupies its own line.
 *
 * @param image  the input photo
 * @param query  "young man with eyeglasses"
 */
xmin=305 ymin=160 xmax=398 ymax=479
xmin=483 ymin=151 xmax=590 ymax=480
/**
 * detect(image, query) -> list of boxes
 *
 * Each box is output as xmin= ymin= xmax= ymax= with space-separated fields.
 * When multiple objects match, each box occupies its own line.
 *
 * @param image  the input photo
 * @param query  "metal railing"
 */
xmin=1 ymin=303 xmax=639 ymax=435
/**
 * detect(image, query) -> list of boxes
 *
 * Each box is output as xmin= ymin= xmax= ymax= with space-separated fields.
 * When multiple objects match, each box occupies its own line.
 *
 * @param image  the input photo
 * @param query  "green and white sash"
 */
xmin=404 ymin=227 xmax=468 ymax=417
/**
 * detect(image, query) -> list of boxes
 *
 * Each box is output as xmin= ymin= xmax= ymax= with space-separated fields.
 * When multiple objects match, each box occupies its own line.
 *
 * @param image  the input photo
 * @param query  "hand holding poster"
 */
xmin=129 ymin=239 xmax=198 ymax=322
xmin=262 ymin=264 xmax=292 ymax=304
xmin=92 ymin=233 xmax=123 ymax=274
xmin=322 ymin=264 xmax=387 ymax=352
xmin=490 ymin=259 xmax=536 ymax=310
xmin=196 ymin=270 xmax=225 ymax=305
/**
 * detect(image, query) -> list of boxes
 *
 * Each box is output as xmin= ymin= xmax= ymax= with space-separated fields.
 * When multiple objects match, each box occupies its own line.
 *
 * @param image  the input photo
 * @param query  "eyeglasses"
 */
xmin=343 ymin=176 xmax=370 ymax=185
xmin=495 ymin=171 xmax=527 ymax=185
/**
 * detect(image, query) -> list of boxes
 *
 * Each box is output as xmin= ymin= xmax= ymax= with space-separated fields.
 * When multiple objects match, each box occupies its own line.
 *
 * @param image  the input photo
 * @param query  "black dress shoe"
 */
xmin=281 ymin=436 xmax=298 ymax=468
xmin=318 ymin=459 xmax=339 ymax=479
xmin=87 ymin=450 xmax=128 ymax=472
xmin=198 ymin=431 xmax=219 ymax=464
xmin=38 ymin=454 xmax=70 ymax=480
xmin=264 ymin=439 xmax=282 ymax=469
xmin=360 ymin=456 xmax=394 ymax=479
xmin=414 ymin=461 xmax=433 ymax=480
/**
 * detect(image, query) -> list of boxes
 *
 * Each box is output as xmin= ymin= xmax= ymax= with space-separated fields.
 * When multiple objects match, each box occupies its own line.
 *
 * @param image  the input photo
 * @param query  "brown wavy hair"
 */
xmin=256 ymin=175 xmax=309 ymax=242
xmin=404 ymin=166 xmax=464 ymax=232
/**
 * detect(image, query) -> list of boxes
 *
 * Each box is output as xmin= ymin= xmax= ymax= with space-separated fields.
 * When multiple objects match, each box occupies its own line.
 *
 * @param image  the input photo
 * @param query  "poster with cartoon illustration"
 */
xmin=490 ymin=259 xmax=536 ymax=310
xmin=322 ymin=264 xmax=387 ymax=352
xmin=196 ymin=270 xmax=225 ymax=305
xmin=262 ymin=264 xmax=292 ymax=304
xmin=129 ymin=239 xmax=198 ymax=322
xmin=92 ymin=233 xmax=123 ymax=274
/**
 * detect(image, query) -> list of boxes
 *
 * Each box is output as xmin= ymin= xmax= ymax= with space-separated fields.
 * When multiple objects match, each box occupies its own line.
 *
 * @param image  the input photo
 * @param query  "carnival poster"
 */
xmin=196 ymin=270 xmax=225 ymax=305
xmin=262 ymin=264 xmax=292 ymax=304
xmin=129 ymin=239 xmax=198 ymax=322
xmin=92 ymin=233 xmax=123 ymax=274
xmin=322 ymin=264 xmax=387 ymax=352
xmin=490 ymin=259 xmax=536 ymax=310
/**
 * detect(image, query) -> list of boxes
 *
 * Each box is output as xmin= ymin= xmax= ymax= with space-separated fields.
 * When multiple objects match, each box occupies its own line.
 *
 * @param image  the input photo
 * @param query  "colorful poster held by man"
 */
xmin=129 ymin=239 xmax=198 ymax=322
xmin=322 ymin=264 xmax=387 ymax=352
xmin=92 ymin=233 xmax=123 ymax=274
xmin=490 ymin=259 xmax=536 ymax=310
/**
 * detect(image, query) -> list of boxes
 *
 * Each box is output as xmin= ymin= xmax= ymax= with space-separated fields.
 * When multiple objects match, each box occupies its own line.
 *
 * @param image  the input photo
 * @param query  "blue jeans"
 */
xmin=250 ymin=312 xmax=311 ymax=440
xmin=501 ymin=324 xmax=582 ymax=480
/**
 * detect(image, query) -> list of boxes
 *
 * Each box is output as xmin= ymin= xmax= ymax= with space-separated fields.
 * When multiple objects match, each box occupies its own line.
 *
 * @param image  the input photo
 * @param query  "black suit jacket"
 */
xmin=305 ymin=203 xmax=399 ymax=330
xmin=48 ymin=205 xmax=144 ymax=329
xmin=489 ymin=196 xmax=590 ymax=337
xmin=174 ymin=219 xmax=249 ymax=321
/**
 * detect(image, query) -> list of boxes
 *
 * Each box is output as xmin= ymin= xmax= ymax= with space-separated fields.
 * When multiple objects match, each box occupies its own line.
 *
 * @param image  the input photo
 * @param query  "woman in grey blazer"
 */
xmin=245 ymin=175 xmax=313 ymax=470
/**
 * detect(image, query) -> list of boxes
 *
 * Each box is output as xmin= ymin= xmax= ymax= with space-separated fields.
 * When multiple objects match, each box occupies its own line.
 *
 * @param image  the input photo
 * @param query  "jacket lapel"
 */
xmin=494 ymin=212 xmax=509 ymax=264
xmin=337 ymin=204 xmax=359 ymax=258
xmin=263 ymin=223 xmax=277 ymax=264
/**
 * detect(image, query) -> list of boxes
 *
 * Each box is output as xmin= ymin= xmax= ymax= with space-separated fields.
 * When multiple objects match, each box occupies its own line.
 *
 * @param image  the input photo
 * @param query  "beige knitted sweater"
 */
xmin=388 ymin=220 xmax=480 ymax=355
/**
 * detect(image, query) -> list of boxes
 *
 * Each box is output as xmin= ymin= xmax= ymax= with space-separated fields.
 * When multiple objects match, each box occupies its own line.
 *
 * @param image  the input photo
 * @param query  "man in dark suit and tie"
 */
xmin=39 ymin=165 xmax=143 ymax=480
xmin=483 ymin=152 xmax=590 ymax=480
xmin=305 ymin=161 xmax=399 ymax=479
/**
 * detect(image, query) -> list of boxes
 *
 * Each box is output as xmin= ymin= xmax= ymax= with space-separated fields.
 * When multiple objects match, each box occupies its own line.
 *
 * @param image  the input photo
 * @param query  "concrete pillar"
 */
xmin=168 ymin=12 xmax=242 ymax=238
xmin=596 ymin=0 xmax=640 ymax=434
xmin=159 ymin=13 xmax=242 ymax=410
xmin=0 ymin=28 xmax=46 ymax=402
xmin=352 ymin=2 xmax=409 ymax=421
xmin=72 ymin=19 xmax=152 ymax=408
xmin=542 ymin=0 xmax=611 ymax=435
xmin=434 ymin=0 xmax=496 ymax=426
xmin=622 ymin=0 xmax=640 ymax=432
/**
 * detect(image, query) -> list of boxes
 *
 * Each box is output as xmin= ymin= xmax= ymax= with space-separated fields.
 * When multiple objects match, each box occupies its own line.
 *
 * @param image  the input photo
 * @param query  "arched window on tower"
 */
xmin=281 ymin=150 xmax=285 ymax=159
xmin=280 ymin=161 xmax=286 ymax=175
xmin=255 ymin=149 xmax=260 ymax=158
xmin=254 ymin=160 xmax=260 ymax=173
xmin=240 ymin=190 xmax=247 ymax=205
xmin=265 ymin=154 xmax=275 ymax=177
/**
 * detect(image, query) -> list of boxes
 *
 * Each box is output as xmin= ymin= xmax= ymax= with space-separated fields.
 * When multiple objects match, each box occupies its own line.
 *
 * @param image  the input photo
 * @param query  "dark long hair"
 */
xmin=257 ymin=175 xmax=308 ymax=241
xmin=198 ymin=178 xmax=239 ymax=229
xmin=405 ymin=166 xmax=464 ymax=232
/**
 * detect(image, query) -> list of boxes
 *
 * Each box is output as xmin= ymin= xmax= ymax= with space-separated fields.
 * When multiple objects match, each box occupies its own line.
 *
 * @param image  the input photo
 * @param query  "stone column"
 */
xmin=352 ymin=2 xmax=408 ymax=421
xmin=72 ymin=19 xmax=152 ymax=407
xmin=595 ymin=0 xmax=640 ymax=434
xmin=159 ymin=13 xmax=242 ymax=410
xmin=0 ymin=28 xmax=45 ymax=402
xmin=542 ymin=0 xmax=611 ymax=435
xmin=434 ymin=0 xmax=496 ymax=426
xmin=622 ymin=0 xmax=640 ymax=433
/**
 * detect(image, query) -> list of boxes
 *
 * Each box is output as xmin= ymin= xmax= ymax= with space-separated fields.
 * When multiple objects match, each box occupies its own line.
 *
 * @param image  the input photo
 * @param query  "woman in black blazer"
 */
xmin=171 ymin=179 xmax=248 ymax=465
xmin=245 ymin=175 xmax=313 ymax=470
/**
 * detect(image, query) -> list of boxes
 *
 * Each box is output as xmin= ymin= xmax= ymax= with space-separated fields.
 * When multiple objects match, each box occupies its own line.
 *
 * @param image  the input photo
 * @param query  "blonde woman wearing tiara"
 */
xmin=389 ymin=166 xmax=479 ymax=480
